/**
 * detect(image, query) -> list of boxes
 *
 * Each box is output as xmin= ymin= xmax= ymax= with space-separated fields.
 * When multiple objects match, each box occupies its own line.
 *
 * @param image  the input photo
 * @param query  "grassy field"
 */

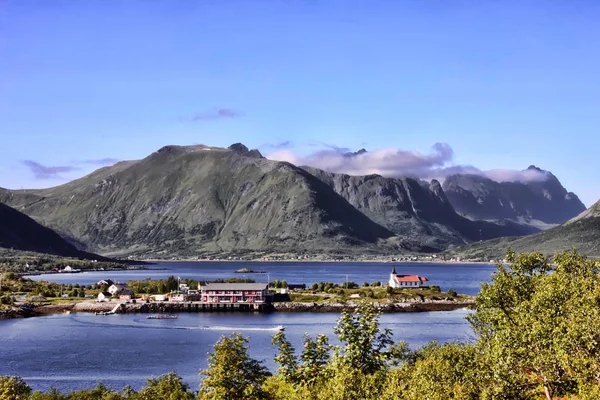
xmin=289 ymin=286 xmax=467 ymax=304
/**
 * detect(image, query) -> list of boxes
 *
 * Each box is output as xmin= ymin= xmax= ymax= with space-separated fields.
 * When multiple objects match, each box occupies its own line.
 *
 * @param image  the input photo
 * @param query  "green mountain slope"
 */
xmin=1 ymin=145 xmax=397 ymax=258
xmin=449 ymin=199 xmax=600 ymax=259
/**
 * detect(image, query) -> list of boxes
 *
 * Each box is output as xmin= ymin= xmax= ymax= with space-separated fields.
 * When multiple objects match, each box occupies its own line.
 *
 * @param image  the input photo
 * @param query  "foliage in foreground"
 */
xmin=2 ymin=250 xmax=600 ymax=399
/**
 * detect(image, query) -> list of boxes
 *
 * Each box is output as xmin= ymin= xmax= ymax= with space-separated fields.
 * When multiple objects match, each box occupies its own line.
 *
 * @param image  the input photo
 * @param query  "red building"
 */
xmin=200 ymin=283 xmax=271 ymax=304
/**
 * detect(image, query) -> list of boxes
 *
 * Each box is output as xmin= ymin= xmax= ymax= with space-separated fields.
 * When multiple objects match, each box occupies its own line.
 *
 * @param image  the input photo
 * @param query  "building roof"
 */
xmin=111 ymin=283 xmax=130 ymax=289
xmin=98 ymin=292 xmax=111 ymax=297
xmin=394 ymin=275 xmax=429 ymax=283
xmin=201 ymin=283 xmax=269 ymax=291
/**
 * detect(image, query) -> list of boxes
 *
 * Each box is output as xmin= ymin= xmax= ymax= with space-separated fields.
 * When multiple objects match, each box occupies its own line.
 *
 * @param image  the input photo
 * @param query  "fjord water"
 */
xmin=3 ymin=262 xmax=492 ymax=392
xmin=28 ymin=261 xmax=497 ymax=296
xmin=0 ymin=310 xmax=474 ymax=392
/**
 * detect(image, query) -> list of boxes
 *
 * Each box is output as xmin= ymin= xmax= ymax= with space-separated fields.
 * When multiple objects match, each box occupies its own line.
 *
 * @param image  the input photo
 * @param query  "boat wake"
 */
xmin=201 ymin=325 xmax=284 ymax=332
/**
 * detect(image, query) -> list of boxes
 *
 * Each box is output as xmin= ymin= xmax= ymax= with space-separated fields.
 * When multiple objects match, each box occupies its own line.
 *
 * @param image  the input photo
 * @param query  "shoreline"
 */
xmin=1 ymin=299 xmax=475 ymax=319
xmin=140 ymin=259 xmax=493 ymax=265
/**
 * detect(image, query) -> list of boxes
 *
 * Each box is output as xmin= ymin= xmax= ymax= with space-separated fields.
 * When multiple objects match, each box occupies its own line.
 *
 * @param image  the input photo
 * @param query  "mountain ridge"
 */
xmin=0 ymin=145 xmax=400 ymax=257
xmin=449 ymin=199 xmax=600 ymax=259
xmin=442 ymin=168 xmax=585 ymax=226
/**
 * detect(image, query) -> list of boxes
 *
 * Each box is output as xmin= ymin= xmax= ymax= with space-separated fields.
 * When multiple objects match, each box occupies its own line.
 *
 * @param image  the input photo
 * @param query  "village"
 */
xmin=83 ymin=268 xmax=468 ymax=315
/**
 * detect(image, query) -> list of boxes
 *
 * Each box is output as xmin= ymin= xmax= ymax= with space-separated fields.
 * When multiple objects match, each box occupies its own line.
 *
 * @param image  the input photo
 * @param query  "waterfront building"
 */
xmin=388 ymin=267 xmax=429 ymax=288
xmin=200 ymin=283 xmax=271 ymax=304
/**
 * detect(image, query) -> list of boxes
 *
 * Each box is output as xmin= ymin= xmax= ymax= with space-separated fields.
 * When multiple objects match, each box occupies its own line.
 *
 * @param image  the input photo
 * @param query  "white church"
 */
xmin=388 ymin=267 xmax=429 ymax=288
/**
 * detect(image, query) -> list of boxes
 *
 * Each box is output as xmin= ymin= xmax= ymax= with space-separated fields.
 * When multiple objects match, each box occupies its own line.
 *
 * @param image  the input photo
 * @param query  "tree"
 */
xmin=272 ymin=328 xmax=331 ymax=387
xmin=133 ymin=372 xmax=194 ymax=400
xmin=29 ymin=388 xmax=66 ymax=400
xmin=468 ymin=250 xmax=600 ymax=399
xmin=199 ymin=333 xmax=270 ymax=400
xmin=166 ymin=276 xmax=177 ymax=292
xmin=333 ymin=302 xmax=401 ymax=374
xmin=382 ymin=342 xmax=482 ymax=400
xmin=0 ymin=376 xmax=31 ymax=400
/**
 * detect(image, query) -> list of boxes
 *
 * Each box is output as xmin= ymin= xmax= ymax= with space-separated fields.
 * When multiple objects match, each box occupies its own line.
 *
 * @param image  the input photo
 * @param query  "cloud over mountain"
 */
xmin=22 ymin=160 xmax=79 ymax=180
xmin=266 ymin=143 xmax=548 ymax=183
xmin=181 ymin=108 xmax=241 ymax=122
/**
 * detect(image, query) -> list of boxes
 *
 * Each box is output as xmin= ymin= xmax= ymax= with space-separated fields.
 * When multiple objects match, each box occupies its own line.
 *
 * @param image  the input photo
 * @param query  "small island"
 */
xmin=234 ymin=268 xmax=266 ymax=274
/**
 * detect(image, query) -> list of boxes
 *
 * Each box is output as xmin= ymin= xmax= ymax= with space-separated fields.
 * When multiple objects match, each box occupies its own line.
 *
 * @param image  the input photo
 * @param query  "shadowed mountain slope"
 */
xmin=302 ymin=167 xmax=539 ymax=249
xmin=443 ymin=166 xmax=585 ymax=227
xmin=0 ymin=202 xmax=89 ymax=257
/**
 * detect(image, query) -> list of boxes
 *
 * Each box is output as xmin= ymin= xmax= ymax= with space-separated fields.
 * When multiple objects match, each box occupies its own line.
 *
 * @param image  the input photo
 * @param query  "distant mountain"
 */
xmin=2 ymin=144 xmax=562 ymax=258
xmin=0 ymin=144 xmax=398 ymax=258
xmin=449 ymin=199 xmax=600 ymax=259
xmin=302 ymin=167 xmax=538 ymax=250
xmin=0 ymin=202 xmax=87 ymax=257
xmin=442 ymin=166 xmax=586 ymax=227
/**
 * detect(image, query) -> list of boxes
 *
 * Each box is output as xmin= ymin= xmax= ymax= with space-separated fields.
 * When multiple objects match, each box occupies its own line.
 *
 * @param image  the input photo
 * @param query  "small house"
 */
xmin=108 ymin=283 xmax=133 ymax=296
xmin=287 ymin=284 xmax=307 ymax=291
xmin=97 ymin=292 xmax=112 ymax=302
xmin=179 ymin=283 xmax=190 ymax=293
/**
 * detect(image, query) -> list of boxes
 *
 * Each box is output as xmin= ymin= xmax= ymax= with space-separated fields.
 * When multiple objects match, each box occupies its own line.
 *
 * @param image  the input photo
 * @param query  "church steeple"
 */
xmin=391 ymin=266 xmax=396 ymax=275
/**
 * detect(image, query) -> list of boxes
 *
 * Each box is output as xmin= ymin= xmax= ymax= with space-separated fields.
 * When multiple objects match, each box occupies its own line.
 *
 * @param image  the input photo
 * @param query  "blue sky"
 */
xmin=1 ymin=1 xmax=599 ymax=206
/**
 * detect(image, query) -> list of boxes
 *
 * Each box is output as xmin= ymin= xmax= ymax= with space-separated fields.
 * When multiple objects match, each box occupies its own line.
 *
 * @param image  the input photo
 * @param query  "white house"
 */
xmin=108 ymin=283 xmax=133 ymax=296
xmin=388 ymin=267 xmax=429 ymax=288
xmin=179 ymin=283 xmax=189 ymax=294
xmin=97 ymin=292 xmax=112 ymax=302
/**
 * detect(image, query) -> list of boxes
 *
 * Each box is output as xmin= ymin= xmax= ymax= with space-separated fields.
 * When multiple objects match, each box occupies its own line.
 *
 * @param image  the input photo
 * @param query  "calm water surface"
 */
xmin=29 ymin=261 xmax=496 ymax=296
xmin=4 ymin=262 xmax=492 ymax=392
xmin=0 ymin=310 xmax=475 ymax=392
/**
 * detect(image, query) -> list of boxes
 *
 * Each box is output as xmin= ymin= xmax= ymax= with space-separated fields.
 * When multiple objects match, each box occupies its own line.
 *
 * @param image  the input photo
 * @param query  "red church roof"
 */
xmin=394 ymin=275 xmax=429 ymax=283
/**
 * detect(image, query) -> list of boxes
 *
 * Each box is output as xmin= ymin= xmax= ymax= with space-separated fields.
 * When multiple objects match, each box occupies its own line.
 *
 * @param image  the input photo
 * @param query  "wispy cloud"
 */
xmin=266 ymin=143 xmax=548 ymax=183
xmin=73 ymin=158 xmax=119 ymax=166
xmin=181 ymin=108 xmax=241 ymax=122
xmin=260 ymin=141 xmax=294 ymax=150
xmin=22 ymin=160 xmax=80 ymax=180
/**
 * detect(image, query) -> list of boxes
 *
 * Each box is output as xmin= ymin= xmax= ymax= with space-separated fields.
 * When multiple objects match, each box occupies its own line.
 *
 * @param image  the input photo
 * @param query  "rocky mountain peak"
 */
xmin=443 ymin=169 xmax=586 ymax=225
xmin=343 ymin=148 xmax=368 ymax=157
xmin=228 ymin=143 xmax=264 ymax=159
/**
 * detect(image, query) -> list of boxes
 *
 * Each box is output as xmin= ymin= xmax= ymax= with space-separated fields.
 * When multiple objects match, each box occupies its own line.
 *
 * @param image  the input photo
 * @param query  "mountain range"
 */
xmin=0 ymin=143 xmax=592 ymax=258
xmin=443 ymin=166 xmax=586 ymax=228
xmin=450 ymin=199 xmax=600 ymax=259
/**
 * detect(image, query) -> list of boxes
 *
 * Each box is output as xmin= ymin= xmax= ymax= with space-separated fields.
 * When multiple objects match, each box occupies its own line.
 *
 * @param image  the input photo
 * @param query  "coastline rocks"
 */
xmin=0 ymin=304 xmax=39 ymax=319
xmin=272 ymin=300 xmax=474 ymax=313
xmin=2 ymin=299 xmax=477 ymax=319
